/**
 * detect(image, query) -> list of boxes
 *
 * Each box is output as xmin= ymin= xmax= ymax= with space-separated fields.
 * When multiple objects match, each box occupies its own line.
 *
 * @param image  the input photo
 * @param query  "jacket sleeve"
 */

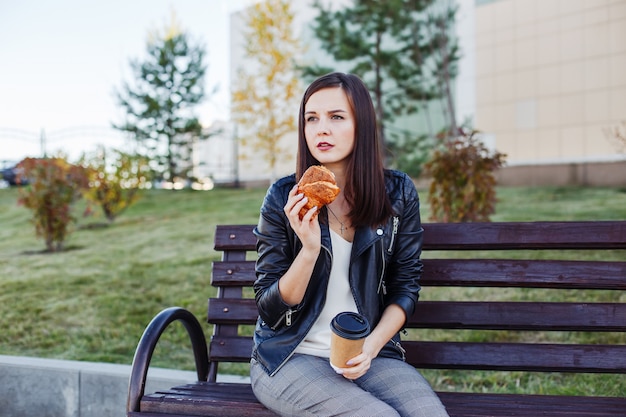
xmin=384 ymin=173 xmax=423 ymax=323
xmin=253 ymin=179 xmax=299 ymax=327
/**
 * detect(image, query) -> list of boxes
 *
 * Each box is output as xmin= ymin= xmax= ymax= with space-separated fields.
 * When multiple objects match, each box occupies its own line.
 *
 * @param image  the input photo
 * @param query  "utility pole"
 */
xmin=232 ymin=123 xmax=240 ymax=188
xmin=40 ymin=128 xmax=47 ymax=157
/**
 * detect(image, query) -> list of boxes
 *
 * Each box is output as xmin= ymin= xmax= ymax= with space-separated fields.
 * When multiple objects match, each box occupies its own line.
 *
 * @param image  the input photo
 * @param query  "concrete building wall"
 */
xmin=496 ymin=160 xmax=626 ymax=187
xmin=475 ymin=0 xmax=626 ymax=168
xmin=192 ymin=121 xmax=239 ymax=184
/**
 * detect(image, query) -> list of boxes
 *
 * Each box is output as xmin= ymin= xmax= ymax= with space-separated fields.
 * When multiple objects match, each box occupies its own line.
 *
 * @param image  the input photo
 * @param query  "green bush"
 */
xmin=82 ymin=149 xmax=151 ymax=222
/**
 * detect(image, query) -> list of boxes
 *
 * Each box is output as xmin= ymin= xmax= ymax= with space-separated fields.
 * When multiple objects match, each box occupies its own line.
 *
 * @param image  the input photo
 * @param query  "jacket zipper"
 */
xmin=271 ymin=308 xmax=295 ymax=330
xmin=378 ymin=216 xmax=399 ymax=295
xmin=391 ymin=339 xmax=406 ymax=361
xmin=377 ymin=242 xmax=387 ymax=295
xmin=387 ymin=216 xmax=399 ymax=254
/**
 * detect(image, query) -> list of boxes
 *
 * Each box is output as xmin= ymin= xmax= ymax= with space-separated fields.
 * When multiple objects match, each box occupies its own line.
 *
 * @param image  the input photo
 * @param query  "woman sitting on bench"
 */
xmin=250 ymin=72 xmax=449 ymax=417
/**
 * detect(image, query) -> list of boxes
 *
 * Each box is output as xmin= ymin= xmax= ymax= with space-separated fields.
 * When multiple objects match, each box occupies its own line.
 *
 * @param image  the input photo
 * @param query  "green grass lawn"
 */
xmin=1 ymin=184 xmax=625 ymax=395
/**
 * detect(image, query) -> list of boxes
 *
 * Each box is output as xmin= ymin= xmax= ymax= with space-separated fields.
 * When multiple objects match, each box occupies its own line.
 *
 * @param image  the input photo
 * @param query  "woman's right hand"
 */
xmin=276 ymin=185 xmax=322 ymax=305
xmin=284 ymin=185 xmax=321 ymax=254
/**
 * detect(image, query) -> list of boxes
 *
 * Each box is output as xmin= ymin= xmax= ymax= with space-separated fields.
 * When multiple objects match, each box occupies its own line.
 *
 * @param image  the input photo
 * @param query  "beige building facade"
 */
xmin=475 ymin=0 xmax=626 ymax=185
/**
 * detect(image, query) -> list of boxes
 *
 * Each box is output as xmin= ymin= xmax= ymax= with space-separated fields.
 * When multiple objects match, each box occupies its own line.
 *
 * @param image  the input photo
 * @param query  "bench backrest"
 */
xmin=207 ymin=221 xmax=626 ymax=382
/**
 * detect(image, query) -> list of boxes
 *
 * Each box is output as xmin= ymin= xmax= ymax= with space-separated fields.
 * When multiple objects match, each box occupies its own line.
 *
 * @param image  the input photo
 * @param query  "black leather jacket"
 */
xmin=252 ymin=169 xmax=424 ymax=376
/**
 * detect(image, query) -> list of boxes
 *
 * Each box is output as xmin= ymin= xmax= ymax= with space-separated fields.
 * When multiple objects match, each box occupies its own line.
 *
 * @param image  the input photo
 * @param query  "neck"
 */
xmin=325 ymin=163 xmax=347 ymax=192
xmin=328 ymin=191 xmax=350 ymax=214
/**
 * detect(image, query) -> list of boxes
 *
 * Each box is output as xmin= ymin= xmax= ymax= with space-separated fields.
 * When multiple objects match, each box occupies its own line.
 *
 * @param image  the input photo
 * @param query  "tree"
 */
xmin=81 ymin=147 xmax=151 ymax=223
xmin=304 ymin=0 xmax=461 ymax=158
xmin=16 ymin=157 xmax=90 ymax=252
xmin=604 ymin=121 xmax=626 ymax=154
xmin=231 ymin=0 xmax=302 ymax=181
xmin=113 ymin=13 xmax=213 ymax=182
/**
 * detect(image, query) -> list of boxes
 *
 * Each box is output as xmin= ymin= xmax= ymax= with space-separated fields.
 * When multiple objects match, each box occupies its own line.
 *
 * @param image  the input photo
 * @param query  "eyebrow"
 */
xmin=304 ymin=109 xmax=348 ymax=115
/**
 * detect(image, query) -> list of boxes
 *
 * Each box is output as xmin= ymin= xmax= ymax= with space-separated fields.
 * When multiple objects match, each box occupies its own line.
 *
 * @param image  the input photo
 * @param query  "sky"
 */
xmin=0 ymin=0 xmax=254 ymax=163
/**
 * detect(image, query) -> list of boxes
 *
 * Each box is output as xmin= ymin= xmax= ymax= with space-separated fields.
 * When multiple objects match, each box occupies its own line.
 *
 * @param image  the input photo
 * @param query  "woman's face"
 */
xmin=303 ymin=87 xmax=355 ymax=168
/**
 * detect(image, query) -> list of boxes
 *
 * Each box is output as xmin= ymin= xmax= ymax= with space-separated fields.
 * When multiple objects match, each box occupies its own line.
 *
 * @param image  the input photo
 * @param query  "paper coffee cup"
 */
xmin=330 ymin=312 xmax=370 ymax=369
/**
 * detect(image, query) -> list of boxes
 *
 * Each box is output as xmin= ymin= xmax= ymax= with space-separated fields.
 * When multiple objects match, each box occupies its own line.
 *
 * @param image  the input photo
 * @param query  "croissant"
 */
xmin=297 ymin=165 xmax=340 ymax=219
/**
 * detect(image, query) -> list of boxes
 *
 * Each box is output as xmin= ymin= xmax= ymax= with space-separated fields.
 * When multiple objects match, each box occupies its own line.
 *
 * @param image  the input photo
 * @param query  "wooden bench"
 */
xmin=127 ymin=221 xmax=626 ymax=417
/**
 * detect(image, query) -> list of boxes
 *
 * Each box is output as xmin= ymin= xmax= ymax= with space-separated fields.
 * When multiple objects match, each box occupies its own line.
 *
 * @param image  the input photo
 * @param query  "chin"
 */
xmin=313 ymin=153 xmax=349 ymax=166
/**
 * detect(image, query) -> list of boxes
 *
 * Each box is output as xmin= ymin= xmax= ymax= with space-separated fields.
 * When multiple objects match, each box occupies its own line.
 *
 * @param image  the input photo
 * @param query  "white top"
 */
xmin=294 ymin=229 xmax=358 ymax=357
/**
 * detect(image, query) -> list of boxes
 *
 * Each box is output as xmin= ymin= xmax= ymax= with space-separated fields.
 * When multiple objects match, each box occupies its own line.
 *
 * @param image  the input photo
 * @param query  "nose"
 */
xmin=317 ymin=119 xmax=330 ymax=136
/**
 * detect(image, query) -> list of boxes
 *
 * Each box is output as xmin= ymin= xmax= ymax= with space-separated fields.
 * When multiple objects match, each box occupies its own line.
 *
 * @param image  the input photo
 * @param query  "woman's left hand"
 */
xmin=335 ymin=342 xmax=377 ymax=380
xmin=336 ymin=306 xmax=407 ymax=380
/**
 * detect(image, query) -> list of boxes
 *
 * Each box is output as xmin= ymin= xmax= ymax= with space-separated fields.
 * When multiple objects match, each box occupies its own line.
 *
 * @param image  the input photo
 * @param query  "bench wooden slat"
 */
xmin=405 ymin=341 xmax=626 ymax=372
xmin=421 ymin=259 xmax=626 ymax=290
xmin=436 ymin=392 xmax=626 ymax=417
xmin=208 ymin=336 xmax=253 ymax=363
xmin=137 ymin=383 xmax=626 ymax=417
xmin=207 ymin=298 xmax=258 ymax=325
xmin=208 ymin=298 xmax=626 ymax=331
xmin=214 ymin=225 xmax=257 ymax=251
xmin=410 ymin=301 xmax=626 ymax=331
xmin=207 ymin=336 xmax=626 ymax=373
xmin=213 ymin=221 xmax=626 ymax=252
xmin=212 ymin=259 xmax=626 ymax=290
xmin=420 ymin=221 xmax=626 ymax=250
xmin=211 ymin=261 xmax=255 ymax=286
xmin=141 ymin=383 xmax=276 ymax=417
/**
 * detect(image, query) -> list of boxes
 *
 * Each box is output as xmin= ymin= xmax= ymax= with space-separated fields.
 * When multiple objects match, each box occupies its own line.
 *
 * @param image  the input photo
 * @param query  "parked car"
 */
xmin=0 ymin=160 xmax=27 ymax=186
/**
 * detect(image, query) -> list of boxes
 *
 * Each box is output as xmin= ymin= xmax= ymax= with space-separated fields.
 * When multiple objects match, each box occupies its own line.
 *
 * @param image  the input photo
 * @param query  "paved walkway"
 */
xmin=0 ymin=354 xmax=249 ymax=417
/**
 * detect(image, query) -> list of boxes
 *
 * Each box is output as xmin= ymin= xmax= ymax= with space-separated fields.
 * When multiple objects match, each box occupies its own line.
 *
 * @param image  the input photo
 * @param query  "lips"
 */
xmin=317 ymin=142 xmax=334 ymax=150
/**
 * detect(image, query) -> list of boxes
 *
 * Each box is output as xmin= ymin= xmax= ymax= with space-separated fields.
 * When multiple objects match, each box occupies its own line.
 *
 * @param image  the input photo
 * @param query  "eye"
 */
xmin=331 ymin=114 xmax=344 ymax=120
xmin=306 ymin=116 xmax=318 ymax=122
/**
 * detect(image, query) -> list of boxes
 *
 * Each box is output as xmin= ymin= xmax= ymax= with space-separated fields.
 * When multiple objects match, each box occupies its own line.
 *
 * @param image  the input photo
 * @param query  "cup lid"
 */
xmin=330 ymin=312 xmax=370 ymax=339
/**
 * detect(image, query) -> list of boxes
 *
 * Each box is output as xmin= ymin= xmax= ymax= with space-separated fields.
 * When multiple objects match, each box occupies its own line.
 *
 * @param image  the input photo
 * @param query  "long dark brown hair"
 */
xmin=296 ymin=72 xmax=393 ymax=228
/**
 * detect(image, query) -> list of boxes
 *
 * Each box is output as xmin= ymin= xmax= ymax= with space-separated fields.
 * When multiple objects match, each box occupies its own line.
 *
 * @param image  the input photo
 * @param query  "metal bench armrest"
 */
xmin=127 ymin=307 xmax=209 ymax=413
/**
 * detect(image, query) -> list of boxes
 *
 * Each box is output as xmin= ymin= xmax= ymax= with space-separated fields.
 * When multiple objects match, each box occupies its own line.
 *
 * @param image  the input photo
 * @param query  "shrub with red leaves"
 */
xmin=424 ymin=129 xmax=506 ymax=223
xmin=16 ymin=157 xmax=90 ymax=252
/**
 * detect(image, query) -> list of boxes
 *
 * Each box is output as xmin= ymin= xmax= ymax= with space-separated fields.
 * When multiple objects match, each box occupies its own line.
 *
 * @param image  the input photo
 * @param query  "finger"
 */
xmin=301 ymin=205 xmax=318 ymax=222
xmin=341 ymin=367 xmax=365 ymax=380
xmin=285 ymin=192 xmax=305 ymax=217
xmin=291 ymin=195 xmax=308 ymax=218
xmin=346 ymin=353 xmax=367 ymax=367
